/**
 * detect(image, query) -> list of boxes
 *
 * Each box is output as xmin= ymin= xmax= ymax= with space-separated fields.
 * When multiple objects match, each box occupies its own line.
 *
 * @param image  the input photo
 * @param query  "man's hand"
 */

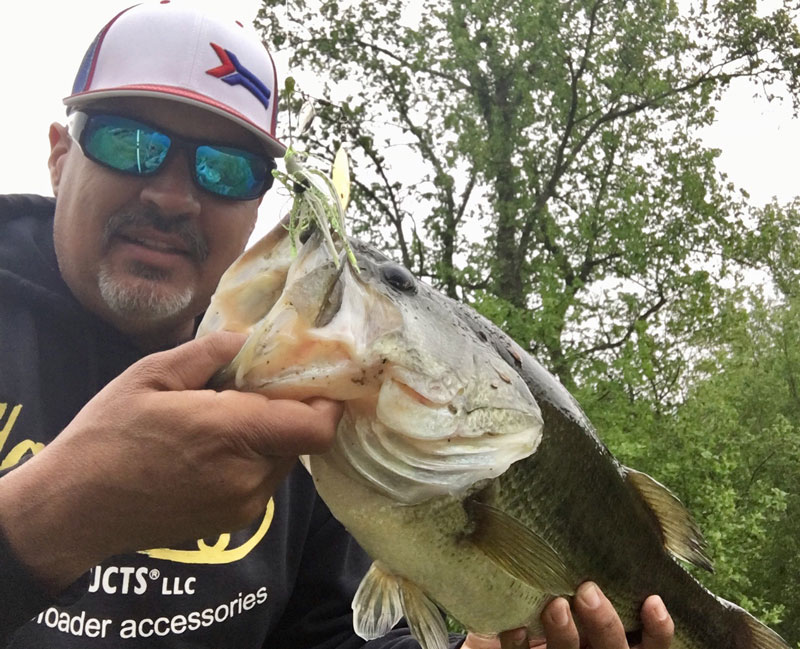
xmin=464 ymin=582 xmax=674 ymax=649
xmin=0 ymin=332 xmax=343 ymax=593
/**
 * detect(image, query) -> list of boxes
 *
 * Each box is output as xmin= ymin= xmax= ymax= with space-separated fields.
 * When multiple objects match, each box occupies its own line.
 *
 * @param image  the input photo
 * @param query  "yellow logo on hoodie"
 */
xmin=0 ymin=401 xmax=271 ymax=564
xmin=0 ymin=403 xmax=44 ymax=470
xmin=140 ymin=499 xmax=274 ymax=564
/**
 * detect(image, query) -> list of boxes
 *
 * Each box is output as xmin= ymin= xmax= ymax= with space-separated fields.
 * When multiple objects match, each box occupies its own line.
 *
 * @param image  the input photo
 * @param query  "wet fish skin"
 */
xmin=198 ymin=225 xmax=790 ymax=649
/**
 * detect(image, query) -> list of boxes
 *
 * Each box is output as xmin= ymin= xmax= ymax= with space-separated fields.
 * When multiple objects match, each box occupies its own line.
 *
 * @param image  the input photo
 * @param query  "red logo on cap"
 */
xmin=206 ymin=43 xmax=271 ymax=110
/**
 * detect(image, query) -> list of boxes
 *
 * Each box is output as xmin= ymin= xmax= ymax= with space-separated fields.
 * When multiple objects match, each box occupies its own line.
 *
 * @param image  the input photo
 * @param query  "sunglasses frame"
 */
xmin=68 ymin=110 xmax=276 ymax=201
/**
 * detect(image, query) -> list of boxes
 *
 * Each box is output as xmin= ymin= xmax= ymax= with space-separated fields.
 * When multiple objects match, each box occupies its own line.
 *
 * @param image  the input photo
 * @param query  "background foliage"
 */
xmin=257 ymin=0 xmax=800 ymax=644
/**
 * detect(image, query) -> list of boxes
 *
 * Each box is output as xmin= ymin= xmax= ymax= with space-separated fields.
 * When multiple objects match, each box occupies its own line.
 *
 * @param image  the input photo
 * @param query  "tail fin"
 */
xmin=724 ymin=599 xmax=790 ymax=649
xmin=743 ymin=614 xmax=790 ymax=649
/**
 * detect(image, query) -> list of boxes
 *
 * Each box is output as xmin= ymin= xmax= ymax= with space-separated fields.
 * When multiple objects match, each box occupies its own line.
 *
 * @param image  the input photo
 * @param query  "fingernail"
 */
xmin=652 ymin=597 xmax=669 ymax=622
xmin=579 ymin=583 xmax=601 ymax=609
xmin=550 ymin=599 xmax=570 ymax=627
xmin=508 ymin=627 xmax=528 ymax=649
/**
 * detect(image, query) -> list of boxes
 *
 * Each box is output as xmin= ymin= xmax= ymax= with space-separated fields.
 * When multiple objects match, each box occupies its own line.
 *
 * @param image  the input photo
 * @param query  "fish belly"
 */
xmin=308 ymin=453 xmax=552 ymax=635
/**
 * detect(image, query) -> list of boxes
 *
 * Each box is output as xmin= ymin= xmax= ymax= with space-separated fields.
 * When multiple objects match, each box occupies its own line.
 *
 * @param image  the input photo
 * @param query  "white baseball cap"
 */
xmin=64 ymin=1 xmax=285 ymax=158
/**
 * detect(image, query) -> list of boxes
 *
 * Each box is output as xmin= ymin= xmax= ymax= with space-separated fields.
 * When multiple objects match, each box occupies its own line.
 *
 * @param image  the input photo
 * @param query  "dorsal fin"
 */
xmin=624 ymin=467 xmax=713 ymax=572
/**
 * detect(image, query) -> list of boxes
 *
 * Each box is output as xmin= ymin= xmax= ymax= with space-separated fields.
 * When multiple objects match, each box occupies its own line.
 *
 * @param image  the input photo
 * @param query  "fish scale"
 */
xmin=485 ymin=357 xmax=772 ymax=648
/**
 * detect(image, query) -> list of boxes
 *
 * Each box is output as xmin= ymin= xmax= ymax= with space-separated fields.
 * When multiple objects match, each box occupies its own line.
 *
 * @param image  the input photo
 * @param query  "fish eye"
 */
xmin=381 ymin=264 xmax=417 ymax=293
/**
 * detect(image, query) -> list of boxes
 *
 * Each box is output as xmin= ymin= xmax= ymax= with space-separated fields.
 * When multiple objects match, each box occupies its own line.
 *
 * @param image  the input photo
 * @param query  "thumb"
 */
xmin=135 ymin=331 xmax=248 ymax=391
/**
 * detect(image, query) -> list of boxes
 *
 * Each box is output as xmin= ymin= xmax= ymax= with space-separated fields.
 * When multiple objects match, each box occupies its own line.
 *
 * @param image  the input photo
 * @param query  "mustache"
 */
xmin=103 ymin=208 xmax=210 ymax=262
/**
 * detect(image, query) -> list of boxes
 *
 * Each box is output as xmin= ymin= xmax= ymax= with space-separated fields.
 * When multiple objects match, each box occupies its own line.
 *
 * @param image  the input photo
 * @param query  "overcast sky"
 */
xmin=2 ymin=1 xmax=799 ymax=248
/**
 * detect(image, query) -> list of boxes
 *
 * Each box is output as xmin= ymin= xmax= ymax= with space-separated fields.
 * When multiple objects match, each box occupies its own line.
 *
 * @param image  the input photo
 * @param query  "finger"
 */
xmin=462 ymin=632 xmax=501 ymax=649
xmin=218 ymin=395 xmax=343 ymax=456
xmin=573 ymin=582 xmax=628 ymax=649
xmin=304 ymin=396 xmax=346 ymax=418
xmin=136 ymin=332 xmax=248 ymax=391
xmin=254 ymin=456 xmax=300 ymax=507
xmin=638 ymin=596 xmax=673 ymax=649
xmin=540 ymin=597 xmax=580 ymax=649
xmin=498 ymin=627 xmax=528 ymax=649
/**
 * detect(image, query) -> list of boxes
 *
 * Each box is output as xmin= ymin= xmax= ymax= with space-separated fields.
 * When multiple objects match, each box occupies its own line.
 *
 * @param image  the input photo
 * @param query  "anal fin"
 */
xmin=469 ymin=500 xmax=574 ymax=596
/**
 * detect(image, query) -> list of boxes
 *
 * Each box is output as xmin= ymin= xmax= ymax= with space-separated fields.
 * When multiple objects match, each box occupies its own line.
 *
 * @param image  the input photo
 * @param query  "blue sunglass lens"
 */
xmin=80 ymin=113 xmax=273 ymax=200
xmin=195 ymin=145 xmax=269 ymax=199
xmin=83 ymin=115 xmax=170 ymax=175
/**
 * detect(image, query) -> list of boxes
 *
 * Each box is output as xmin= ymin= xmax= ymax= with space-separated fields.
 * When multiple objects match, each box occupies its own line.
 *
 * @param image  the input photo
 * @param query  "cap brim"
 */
xmin=65 ymin=85 xmax=286 ymax=159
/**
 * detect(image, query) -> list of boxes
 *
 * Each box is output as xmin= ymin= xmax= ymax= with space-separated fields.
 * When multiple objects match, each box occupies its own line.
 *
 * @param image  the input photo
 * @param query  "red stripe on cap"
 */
xmin=67 ymin=84 xmax=285 ymax=151
xmin=80 ymin=7 xmax=137 ymax=94
xmin=117 ymin=84 xmax=268 ymax=128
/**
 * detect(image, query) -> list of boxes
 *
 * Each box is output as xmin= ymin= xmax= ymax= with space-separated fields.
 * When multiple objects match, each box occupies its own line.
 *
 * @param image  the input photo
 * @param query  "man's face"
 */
xmin=49 ymin=97 xmax=264 ymax=349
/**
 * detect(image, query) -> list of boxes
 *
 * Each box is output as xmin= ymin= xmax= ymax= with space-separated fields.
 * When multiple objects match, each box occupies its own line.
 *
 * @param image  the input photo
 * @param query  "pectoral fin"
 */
xmin=469 ymin=500 xmax=574 ymax=595
xmin=624 ymin=467 xmax=713 ymax=572
xmin=352 ymin=561 xmax=448 ymax=649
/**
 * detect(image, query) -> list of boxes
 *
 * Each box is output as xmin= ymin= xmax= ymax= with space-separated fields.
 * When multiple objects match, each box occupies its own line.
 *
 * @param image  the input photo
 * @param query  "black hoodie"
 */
xmin=0 ymin=195 xmax=433 ymax=649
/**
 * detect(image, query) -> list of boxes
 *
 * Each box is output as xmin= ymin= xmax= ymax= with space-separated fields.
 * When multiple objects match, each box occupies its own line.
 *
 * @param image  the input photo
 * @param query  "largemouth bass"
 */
xmin=197 ymin=220 xmax=790 ymax=649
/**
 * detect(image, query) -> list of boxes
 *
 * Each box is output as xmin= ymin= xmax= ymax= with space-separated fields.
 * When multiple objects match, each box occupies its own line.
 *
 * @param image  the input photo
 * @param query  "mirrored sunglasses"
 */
xmin=68 ymin=111 xmax=276 ymax=201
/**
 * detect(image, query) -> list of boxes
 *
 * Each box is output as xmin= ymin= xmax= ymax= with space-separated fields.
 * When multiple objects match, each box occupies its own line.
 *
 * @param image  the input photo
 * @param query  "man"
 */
xmin=0 ymin=2 xmax=673 ymax=648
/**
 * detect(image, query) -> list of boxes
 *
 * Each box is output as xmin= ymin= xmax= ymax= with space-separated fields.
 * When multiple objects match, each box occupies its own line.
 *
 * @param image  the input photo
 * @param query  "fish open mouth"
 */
xmin=206 ymin=229 xmax=403 ymax=401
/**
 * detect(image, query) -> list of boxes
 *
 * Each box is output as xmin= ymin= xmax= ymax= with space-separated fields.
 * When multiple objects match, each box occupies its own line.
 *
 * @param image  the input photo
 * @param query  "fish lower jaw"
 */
xmin=386 ymin=379 xmax=447 ymax=407
xmin=241 ymin=365 xmax=382 ymax=401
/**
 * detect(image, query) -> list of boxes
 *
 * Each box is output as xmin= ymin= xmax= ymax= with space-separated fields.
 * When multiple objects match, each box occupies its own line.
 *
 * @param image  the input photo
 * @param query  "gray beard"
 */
xmin=98 ymin=262 xmax=195 ymax=321
xmin=96 ymin=206 xmax=207 ymax=322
